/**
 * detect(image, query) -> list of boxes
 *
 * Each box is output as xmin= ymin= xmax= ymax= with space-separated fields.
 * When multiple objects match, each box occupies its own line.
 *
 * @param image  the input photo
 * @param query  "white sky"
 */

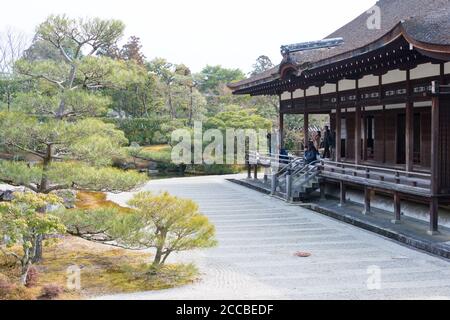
xmin=1 ymin=0 xmax=376 ymax=73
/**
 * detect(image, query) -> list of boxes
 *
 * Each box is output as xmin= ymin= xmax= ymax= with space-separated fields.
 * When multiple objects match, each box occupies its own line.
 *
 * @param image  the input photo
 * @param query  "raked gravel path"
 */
xmin=96 ymin=174 xmax=450 ymax=300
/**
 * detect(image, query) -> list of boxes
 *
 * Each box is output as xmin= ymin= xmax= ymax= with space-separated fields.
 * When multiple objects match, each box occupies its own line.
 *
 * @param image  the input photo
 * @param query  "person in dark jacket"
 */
xmin=280 ymin=148 xmax=289 ymax=164
xmin=304 ymin=142 xmax=319 ymax=164
xmin=322 ymin=126 xmax=333 ymax=159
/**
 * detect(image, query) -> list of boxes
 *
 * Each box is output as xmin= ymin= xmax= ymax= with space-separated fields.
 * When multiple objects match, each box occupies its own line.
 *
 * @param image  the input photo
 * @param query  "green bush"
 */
xmin=103 ymin=118 xmax=189 ymax=145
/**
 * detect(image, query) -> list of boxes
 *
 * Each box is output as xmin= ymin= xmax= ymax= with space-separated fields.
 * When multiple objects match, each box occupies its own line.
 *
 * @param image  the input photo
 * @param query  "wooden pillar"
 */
xmin=278 ymin=113 xmax=284 ymax=153
xmin=355 ymin=79 xmax=361 ymax=165
xmin=392 ymin=192 xmax=401 ymax=224
xmin=253 ymin=164 xmax=258 ymax=180
xmin=355 ymin=105 xmax=362 ymax=165
xmin=355 ymin=108 xmax=362 ymax=165
xmin=247 ymin=161 xmax=252 ymax=179
xmin=362 ymin=106 xmax=367 ymax=161
xmin=379 ymin=75 xmax=386 ymax=163
xmin=304 ymin=89 xmax=309 ymax=149
xmin=335 ymin=83 xmax=342 ymax=162
xmin=429 ymin=94 xmax=440 ymax=234
xmin=319 ymin=86 xmax=323 ymax=108
xmin=320 ymin=182 xmax=326 ymax=200
xmin=382 ymin=105 xmax=386 ymax=163
xmin=339 ymin=181 xmax=346 ymax=207
xmin=429 ymin=197 xmax=439 ymax=235
xmin=405 ymin=69 xmax=414 ymax=172
xmin=363 ymin=187 xmax=371 ymax=215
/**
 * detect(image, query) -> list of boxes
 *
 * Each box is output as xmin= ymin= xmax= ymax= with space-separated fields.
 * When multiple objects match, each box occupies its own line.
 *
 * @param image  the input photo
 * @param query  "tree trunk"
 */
xmin=56 ymin=64 xmax=76 ymax=118
xmin=167 ymin=86 xmax=175 ymax=119
xmin=149 ymin=246 xmax=163 ymax=274
xmin=20 ymin=263 xmax=30 ymax=285
xmin=161 ymin=251 xmax=171 ymax=266
xmin=149 ymin=230 xmax=167 ymax=274
xmin=188 ymin=86 xmax=193 ymax=126
xmin=38 ymin=145 xmax=53 ymax=193
xmin=31 ymin=234 xmax=43 ymax=264
xmin=33 ymin=145 xmax=53 ymax=263
xmin=56 ymin=99 xmax=66 ymax=119
xmin=20 ymin=245 xmax=32 ymax=285
xmin=7 ymin=89 xmax=11 ymax=112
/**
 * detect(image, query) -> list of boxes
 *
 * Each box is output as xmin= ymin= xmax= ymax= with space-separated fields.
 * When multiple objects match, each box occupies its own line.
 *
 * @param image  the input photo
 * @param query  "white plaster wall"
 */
xmin=365 ymin=105 xmax=383 ymax=111
xmin=414 ymin=101 xmax=431 ymax=108
xmin=385 ymin=103 xmax=405 ymax=110
xmin=322 ymin=83 xmax=336 ymax=94
xmin=293 ymin=89 xmax=304 ymax=99
xmin=359 ymin=74 xmax=379 ymax=88
xmin=411 ymin=63 xmax=440 ymax=80
xmin=445 ymin=62 xmax=450 ymax=75
xmin=306 ymin=86 xmax=319 ymax=96
xmin=281 ymin=91 xmax=291 ymax=101
xmin=339 ymin=79 xmax=356 ymax=91
xmin=382 ymin=69 xmax=406 ymax=84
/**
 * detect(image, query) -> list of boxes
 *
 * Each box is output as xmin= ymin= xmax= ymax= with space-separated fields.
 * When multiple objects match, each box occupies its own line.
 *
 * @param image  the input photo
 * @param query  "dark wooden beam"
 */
xmin=363 ymin=187 xmax=371 ymax=215
xmin=429 ymin=197 xmax=439 ymax=235
xmin=355 ymin=80 xmax=362 ymax=165
xmin=382 ymin=105 xmax=386 ymax=163
xmin=393 ymin=192 xmax=401 ymax=224
xmin=362 ymin=106 xmax=368 ymax=161
xmin=405 ymin=69 xmax=414 ymax=172
xmin=304 ymin=89 xmax=309 ymax=148
xmin=339 ymin=181 xmax=346 ymax=207
xmin=319 ymin=86 xmax=322 ymax=108
xmin=279 ymin=110 xmax=284 ymax=150
xmin=431 ymin=95 xmax=440 ymax=196
xmin=335 ymin=83 xmax=342 ymax=162
xmin=429 ymin=94 xmax=440 ymax=234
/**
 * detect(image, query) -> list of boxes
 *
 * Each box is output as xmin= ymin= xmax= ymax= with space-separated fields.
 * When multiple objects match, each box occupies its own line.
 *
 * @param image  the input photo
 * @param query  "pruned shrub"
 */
xmin=39 ymin=284 xmax=64 ymax=300
xmin=0 ymin=274 xmax=35 ymax=300
xmin=0 ymin=274 xmax=14 ymax=298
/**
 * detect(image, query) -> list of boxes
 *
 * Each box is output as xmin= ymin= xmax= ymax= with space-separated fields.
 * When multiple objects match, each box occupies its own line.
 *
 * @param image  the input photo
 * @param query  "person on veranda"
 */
xmin=304 ymin=141 xmax=320 ymax=165
xmin=322 ymin=126 xmax=334 ymax=159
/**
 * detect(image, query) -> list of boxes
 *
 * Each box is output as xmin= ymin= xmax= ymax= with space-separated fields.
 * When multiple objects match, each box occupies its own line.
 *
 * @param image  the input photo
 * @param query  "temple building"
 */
xmin=228 ymin=0 xmax=450 ymax=235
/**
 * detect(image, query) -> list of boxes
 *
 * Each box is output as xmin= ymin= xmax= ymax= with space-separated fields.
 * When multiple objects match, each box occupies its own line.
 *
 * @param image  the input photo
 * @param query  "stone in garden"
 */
xmin=148 ymin=161 xmax=158 ymax=170
xmin=0 ymin=190 xmax=15 ymax=201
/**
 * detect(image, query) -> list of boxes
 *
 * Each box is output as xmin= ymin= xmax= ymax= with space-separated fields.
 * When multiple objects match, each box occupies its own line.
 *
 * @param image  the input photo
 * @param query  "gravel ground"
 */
xmin=95 ymin=174 xmax=450 ymax=300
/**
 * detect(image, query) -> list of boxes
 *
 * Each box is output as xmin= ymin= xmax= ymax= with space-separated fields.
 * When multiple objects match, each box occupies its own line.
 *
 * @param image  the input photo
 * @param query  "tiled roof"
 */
xmin=230 ymin=0 xmax=450 ymax=90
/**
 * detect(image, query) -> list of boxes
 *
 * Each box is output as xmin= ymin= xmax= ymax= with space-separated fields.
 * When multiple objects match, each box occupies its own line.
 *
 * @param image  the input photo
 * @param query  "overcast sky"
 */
xmin=1 ymin=0 xmax=376 ymax=73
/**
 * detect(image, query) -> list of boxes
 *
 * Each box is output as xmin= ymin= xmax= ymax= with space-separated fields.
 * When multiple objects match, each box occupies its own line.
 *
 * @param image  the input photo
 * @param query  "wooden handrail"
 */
xmin=321 ymin=160 xmax=431 ymax=179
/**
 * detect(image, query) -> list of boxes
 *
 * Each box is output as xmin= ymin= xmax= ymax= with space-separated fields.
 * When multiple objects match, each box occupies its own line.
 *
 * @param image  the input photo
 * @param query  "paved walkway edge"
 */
xmin=227 ymin=179 xmax=450 ymax=260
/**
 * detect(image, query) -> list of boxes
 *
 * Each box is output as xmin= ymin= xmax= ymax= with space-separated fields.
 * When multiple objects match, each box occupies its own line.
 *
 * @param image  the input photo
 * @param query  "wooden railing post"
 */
xmin=286 ymin=168 xmax=293 ymax=201
xmin=363 ymin=187 xmax=371 ymax=215
xmin=392 ymin=192 xmax=401 ymax=224
xmin=246 ymin=154 xmax=251 ymax=179
xmin=271 ymin=173 xmax=277 ymax=195
xmin=429 ymin=91 xmax=440 ymax=235
xmin=339 ymin=181 xmax=346 ymax=207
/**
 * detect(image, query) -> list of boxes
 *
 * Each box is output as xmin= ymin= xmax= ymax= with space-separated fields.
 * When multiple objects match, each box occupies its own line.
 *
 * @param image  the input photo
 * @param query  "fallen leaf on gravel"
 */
xmin=294 ymin=252 xmax=311 ymax=258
